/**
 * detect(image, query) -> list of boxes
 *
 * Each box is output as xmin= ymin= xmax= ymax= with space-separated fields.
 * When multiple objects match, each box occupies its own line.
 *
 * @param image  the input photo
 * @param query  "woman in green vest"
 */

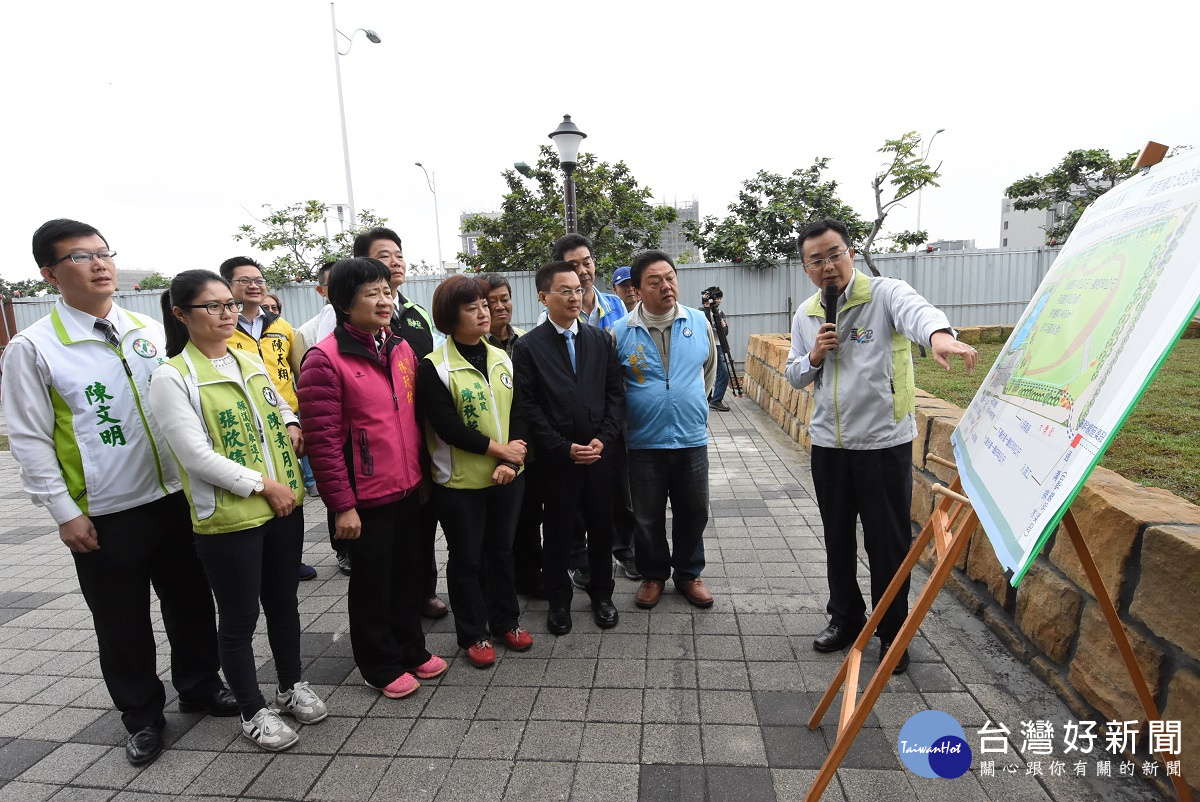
xmin=415 ymin=275 xmax=532 ymax=669
xmin=148 ymin=269 xmax=328 ymax=753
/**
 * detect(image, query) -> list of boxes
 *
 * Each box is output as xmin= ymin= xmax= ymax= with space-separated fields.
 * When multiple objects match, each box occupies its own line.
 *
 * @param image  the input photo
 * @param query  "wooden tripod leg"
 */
xmin=808 ymin=505 xmax=940 ymax=731
xmin=1061 ymin=512 xmax=1193 ymax=802
xmin=804 ymin=490 xmax=978 ymax=802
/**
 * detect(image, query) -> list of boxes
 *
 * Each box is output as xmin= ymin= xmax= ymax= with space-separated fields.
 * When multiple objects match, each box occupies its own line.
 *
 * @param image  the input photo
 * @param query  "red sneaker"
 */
xmin=466 ymin=640 xmax=495 ymax=668
xmin=501 ymin=627 xmax=533 ymax=652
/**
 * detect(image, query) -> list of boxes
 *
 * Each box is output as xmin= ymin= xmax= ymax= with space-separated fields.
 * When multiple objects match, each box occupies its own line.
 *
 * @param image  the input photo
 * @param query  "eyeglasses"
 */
xmin=49 ymin=250 xmax=117 ymax=267
xmin=232 ymin=277 xmax=267 ymax=287
xmin=262 ymin=304 xmax=280 ymax=314
xmin=803 ymin=249 xmax=851 ymax=271
xmin=185 ymin=301 xmax=243 ymax=316
xmin=550 ymin=288 xmax=585 ymax=298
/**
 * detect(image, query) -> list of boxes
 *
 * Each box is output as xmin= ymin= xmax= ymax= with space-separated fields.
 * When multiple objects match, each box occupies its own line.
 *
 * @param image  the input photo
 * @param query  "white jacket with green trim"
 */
xmin=1 ymin=300 xmax=178 ymax=523
xmin=785 ymin=270 xmax=952 ymax=450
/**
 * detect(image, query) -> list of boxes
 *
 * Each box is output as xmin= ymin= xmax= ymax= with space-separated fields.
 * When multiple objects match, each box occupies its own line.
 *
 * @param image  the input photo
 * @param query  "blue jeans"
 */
xmin=711 ymin=357 xmax=729 ymax=403
xmin=628 ymin=446 xmax=709 ymax=582
xmin=299 ymin=455 xmax=315 ymax=489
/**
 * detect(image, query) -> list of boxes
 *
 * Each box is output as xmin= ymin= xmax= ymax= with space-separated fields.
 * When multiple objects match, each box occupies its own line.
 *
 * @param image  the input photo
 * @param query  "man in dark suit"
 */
xmin=513 ymin=261 xmax=626 ymax=634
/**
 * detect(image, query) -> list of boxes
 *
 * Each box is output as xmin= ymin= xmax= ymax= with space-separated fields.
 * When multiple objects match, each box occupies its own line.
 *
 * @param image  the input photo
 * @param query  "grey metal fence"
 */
xmin=8 ymin=247 xmax=1062 ymax=367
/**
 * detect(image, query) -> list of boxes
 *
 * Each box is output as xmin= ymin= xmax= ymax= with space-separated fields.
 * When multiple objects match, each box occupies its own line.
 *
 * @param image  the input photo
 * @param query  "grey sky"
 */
xmin=3 ymin=0 xmax=1194 ymax=282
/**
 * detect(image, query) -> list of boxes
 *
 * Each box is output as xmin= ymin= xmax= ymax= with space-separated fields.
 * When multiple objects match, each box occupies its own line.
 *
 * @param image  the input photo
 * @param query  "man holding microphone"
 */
xmin=785 ymin=218 xmax=976 ymax=673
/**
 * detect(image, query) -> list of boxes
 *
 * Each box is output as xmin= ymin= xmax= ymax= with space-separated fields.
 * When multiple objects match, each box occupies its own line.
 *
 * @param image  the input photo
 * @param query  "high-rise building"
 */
xmin=459 ymin=210 xmax=500 ymax=263
xmin=658 ymin=200 xmax=701 ymax=262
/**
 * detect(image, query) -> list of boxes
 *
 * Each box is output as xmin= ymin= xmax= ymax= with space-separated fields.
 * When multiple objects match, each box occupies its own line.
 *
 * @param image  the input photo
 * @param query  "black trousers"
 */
xmin=570 ymin=436 xmax=637 ymax=567
xmin=193 ymin=508 xmax=304 ymax=720
xmin=417 ymin=495 xmax=440 ymax=598
xmin=329 ymin=496 xmax=431 ymax=687
xmin=610 ymin=437 xmax=637 ymax=563
xmin=331 ymin=488 xmax=438 ymax=599
xmin=811 ymin=441 xmax=913 ymax=642
xmin=74 ymin=492 xmax=223 ymax=733
xmin=542 ymin=457 xmax=617 ymax=609
xmin=434 ymin=478 xmax=523 ymax=649
xmin=512 ymin=459 xmax=545 ymax=586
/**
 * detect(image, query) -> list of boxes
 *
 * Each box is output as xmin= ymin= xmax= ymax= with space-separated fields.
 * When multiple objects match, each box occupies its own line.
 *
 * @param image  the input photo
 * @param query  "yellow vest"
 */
xmin=227 ymin=315 xmax=298 ymax=410
xmin=165 ymin=343 xmax=304 ymax=534
xmin=424 ymin=339 xmax=519 ymax=489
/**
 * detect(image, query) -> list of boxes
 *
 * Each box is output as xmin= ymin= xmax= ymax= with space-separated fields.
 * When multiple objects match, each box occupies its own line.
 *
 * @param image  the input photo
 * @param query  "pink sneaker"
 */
xmin=415 ymin=655 xmax=448 ymax=680
xmin=375 ymin=673 xmax=420 ymax=699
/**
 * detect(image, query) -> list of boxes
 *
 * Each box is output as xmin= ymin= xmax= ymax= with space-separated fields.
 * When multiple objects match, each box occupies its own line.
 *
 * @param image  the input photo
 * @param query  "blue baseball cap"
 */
xmin=613 ymin=266 xmax=632 ymax=285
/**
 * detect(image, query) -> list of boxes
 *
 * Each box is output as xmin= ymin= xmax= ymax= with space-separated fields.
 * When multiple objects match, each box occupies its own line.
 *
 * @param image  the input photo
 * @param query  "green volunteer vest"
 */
xmin=424 ymin=339 xmax=519 ymax=490
xmin=165 ymin=342 xmax=304 ymax=534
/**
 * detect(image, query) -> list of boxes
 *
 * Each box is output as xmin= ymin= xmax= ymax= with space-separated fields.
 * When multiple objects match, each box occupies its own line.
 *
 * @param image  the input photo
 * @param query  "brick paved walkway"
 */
xmin=0 ymin=400 xmax=1167 ymax=800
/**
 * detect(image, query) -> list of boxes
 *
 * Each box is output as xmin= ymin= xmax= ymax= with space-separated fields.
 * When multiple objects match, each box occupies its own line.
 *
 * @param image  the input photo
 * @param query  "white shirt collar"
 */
xmin=238 ymin=306 xmax=265 ymax=325
xmin=56 ymin=297 xmax=123 ymax=340
xmin=548 ymin=316 xmax=580 ymax=336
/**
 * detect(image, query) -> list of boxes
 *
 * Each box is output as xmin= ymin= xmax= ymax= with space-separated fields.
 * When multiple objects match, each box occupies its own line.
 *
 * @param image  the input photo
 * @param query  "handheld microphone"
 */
xmin=824 ymin=283 xmax=839 ymax=328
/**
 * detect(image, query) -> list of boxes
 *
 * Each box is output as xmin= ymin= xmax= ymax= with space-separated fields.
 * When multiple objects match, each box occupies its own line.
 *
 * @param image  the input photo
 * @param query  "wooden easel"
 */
xmin=803 ymin=454 xmax=1193 ymax=802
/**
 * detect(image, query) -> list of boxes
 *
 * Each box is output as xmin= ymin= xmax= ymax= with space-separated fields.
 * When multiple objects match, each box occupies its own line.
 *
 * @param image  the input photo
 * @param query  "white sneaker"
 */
xmin=241 ymin=707 xmax=299 ymax=752
xmin=274 ymin=680 xmax=329 ymax=724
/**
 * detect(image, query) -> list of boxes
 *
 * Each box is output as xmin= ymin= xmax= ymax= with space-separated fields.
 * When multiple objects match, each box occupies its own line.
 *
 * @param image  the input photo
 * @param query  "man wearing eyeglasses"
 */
xmin=1 ymin=219 xmax=234 ymax=767
xmin=784 ymin=218 xmax=977 ymax=673
xmin=542 ymin=234 xmax=640 ymax=590
xmin=513 ymin=261 xmax=626 ymax=634
xmin=612 ymin=250 xmax=719 ymax=610
xmin=220 ymin=256 xmax=315 ymax=581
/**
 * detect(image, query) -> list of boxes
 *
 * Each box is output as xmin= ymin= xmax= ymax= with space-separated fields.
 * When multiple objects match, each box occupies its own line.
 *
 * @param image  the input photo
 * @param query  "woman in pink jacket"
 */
xmin=297 ymin=258 xmax=446 ymax=699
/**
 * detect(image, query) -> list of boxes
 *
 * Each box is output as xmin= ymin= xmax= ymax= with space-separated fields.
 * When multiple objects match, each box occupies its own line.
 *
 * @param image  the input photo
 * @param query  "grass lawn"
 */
xmin=912 ymin=338 xmax=1200 ymax=506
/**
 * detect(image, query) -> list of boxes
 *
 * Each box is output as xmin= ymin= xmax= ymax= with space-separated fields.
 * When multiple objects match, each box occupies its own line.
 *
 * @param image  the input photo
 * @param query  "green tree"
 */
xmin=233 ymin=200 xmax=388 ymax=285
xmin=134 ymin=271 xmax=171 ymax=291
xmin=860 ymin=131 xmax=943 ymax=276
xmin=681 ymin=160 xmax=868 ymax=270
xmin=457 ymin=146 xmax=677 ymax=272
xmin=0 ymin=277 xmax=57 ymax=297
xmin=879 ymin=230 xmax=929 ymax=253
xmin=1004 ymin=148 xmax=1138 ymax=244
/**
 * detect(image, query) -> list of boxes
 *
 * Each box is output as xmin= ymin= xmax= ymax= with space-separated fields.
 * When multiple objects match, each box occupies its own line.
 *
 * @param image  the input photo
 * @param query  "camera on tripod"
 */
xmin=699 ymin=286 xmax=742 ymax=398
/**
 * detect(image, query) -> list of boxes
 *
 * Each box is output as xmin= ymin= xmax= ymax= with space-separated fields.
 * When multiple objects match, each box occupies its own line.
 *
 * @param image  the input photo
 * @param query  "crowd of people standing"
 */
xmin=1 ymin=215 xmax=974 ymax=768
xmin=0 ymin=218 xmax=725 ymax=766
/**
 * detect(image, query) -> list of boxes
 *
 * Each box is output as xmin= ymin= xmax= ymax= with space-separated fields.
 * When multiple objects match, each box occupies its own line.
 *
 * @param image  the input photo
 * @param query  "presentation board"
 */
xmin=952 ymin=150 xmax=1200 ymax=585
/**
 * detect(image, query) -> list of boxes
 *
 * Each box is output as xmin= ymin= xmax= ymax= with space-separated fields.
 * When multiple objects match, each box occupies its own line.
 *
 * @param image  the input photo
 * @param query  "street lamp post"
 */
xmin=330 ymin=2 xmax=381 ymax=229
xmin=548 ymin=114 xmax=587 ymax=234
xmin=415 ymin=162 xmax=444 ymax=271
xmin=915 ymin=127 xmax=945 ymax=239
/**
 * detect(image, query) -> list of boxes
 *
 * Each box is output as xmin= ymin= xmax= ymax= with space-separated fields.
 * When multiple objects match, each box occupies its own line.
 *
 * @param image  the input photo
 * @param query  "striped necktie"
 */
xmin=94 ymin=318 xmax=120 ymax=348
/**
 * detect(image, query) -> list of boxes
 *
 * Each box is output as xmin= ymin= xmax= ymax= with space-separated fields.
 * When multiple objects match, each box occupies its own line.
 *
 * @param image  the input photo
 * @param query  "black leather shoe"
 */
xmin=812 ymin=620 xmax=862 ymax=653
xmin=125 ymin=724 xmax=164 ymax=767
xmin=547 ymin=606 xmax=573 ymax=636
xmin=592 ymin=599 xmax=619 ymax=629
xmin=178 ymin=686 xmax=239 ymax=717
xmin=880 ymin=640 xmax=910 ymax=674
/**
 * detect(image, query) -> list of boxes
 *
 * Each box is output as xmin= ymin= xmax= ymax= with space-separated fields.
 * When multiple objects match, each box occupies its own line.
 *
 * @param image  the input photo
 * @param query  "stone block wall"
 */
xmin=744 ymin=329 xmax=1200 ymax=794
